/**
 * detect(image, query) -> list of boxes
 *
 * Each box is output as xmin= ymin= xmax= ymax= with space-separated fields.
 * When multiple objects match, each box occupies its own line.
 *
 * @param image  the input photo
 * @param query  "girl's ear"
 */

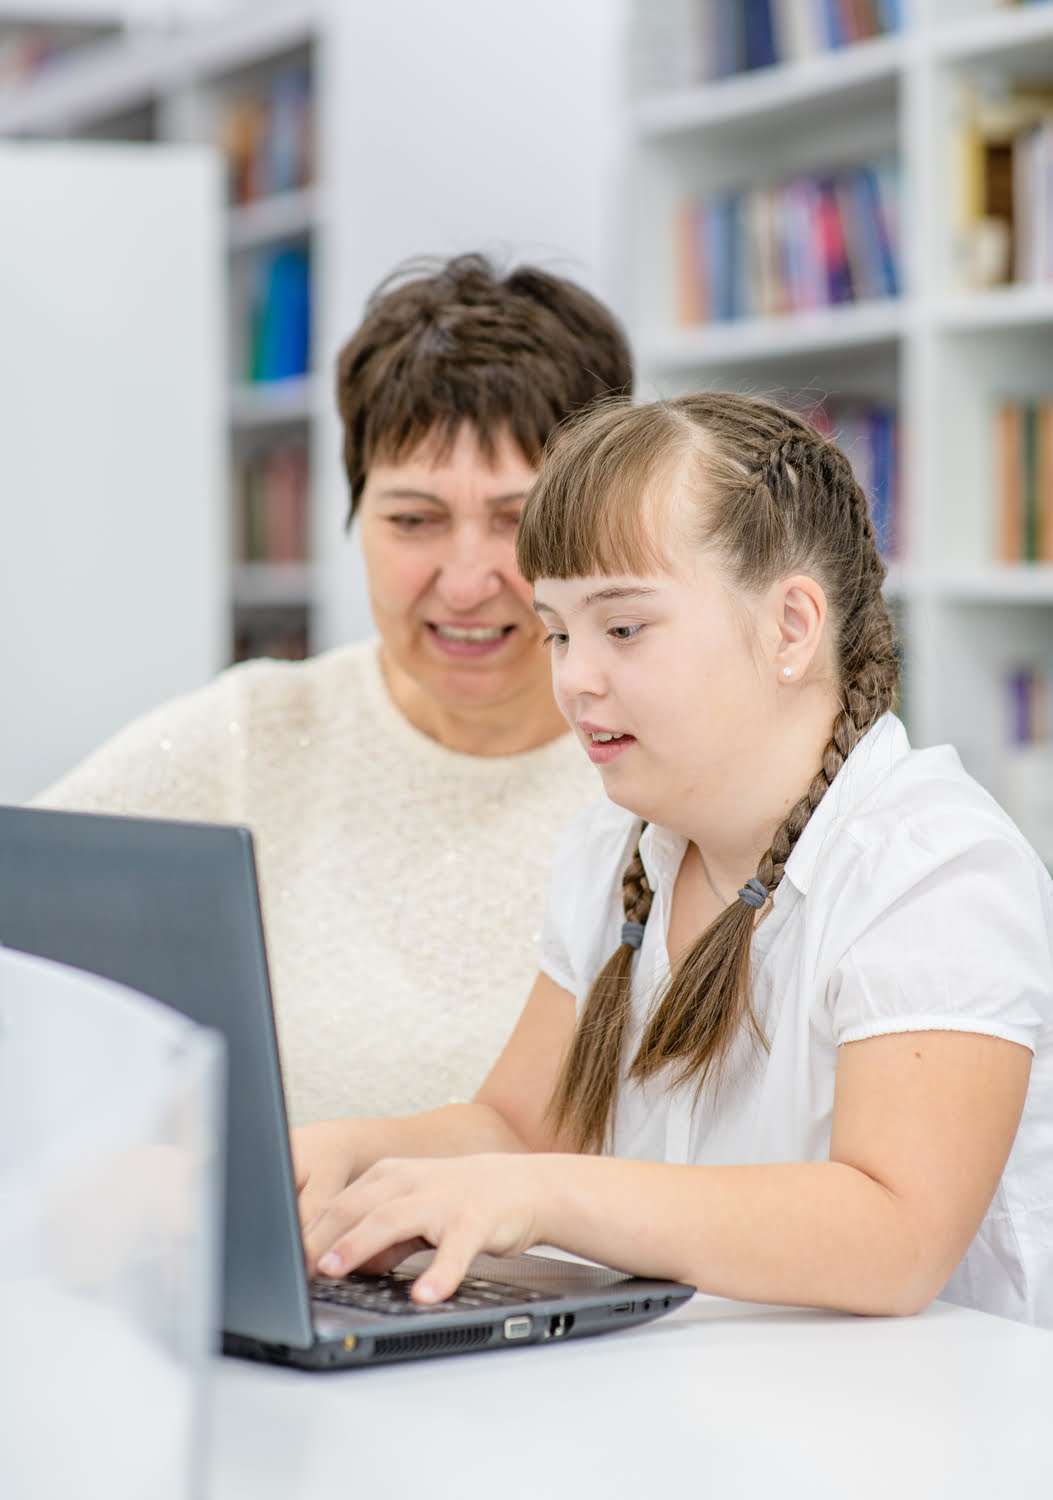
xmin=773 ymin=573 xmax=827 ymax=680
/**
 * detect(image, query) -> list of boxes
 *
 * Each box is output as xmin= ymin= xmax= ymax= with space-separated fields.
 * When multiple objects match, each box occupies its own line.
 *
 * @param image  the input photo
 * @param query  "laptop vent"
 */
xmin=372 ymin=1325 xmax=492 ymax=1362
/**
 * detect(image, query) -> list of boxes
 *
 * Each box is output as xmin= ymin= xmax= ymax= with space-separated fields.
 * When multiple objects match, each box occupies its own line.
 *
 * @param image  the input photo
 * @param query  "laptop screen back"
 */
xmin=0 ymin=805 xmax=314 ymax=1347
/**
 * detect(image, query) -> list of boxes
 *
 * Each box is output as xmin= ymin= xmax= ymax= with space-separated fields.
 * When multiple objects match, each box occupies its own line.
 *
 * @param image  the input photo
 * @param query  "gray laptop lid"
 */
xmin=0 ymin=805 xmax=314 ymax=1348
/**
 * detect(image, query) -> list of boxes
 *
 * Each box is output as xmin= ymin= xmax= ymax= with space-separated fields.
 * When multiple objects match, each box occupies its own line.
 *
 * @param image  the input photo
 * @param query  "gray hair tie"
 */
xmin=621 ymin=921 xmax=646 ymax=950
xmin=738 ymin=877 xmax=768 ymax=909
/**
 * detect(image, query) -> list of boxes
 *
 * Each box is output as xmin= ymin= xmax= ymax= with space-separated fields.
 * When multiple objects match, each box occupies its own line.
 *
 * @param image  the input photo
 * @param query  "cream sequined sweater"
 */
xmin=35 ymin=641 xmax=600 ymax=1125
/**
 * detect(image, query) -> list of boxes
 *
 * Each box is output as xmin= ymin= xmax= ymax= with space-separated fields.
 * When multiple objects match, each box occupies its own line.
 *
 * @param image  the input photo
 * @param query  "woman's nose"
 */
xmin=435 ymin=537 xmax=505 ymax=611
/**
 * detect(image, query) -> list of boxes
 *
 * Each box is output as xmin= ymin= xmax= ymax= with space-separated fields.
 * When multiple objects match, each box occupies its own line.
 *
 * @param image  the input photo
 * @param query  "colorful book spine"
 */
xmin=240 ymin=444 xmax=310 ymax=563
xmin=636 ymin=0 xmax=901 ymax=90
xmin=222 ymin=65 xmax=313 ymax=205
xmin=675 ymin=157 xmax=900 ymax=322
xmin=1005 ymin=666 xmax=1053 ymax=747
xmin=953 ymin=84 xmax=1053 ymax=290
xmin=994 ymin=400 xmax=1053 ymax=564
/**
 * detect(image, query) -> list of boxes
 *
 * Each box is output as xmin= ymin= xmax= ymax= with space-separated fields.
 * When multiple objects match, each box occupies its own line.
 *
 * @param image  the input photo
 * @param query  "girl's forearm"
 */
xmin=533 ymin=1155 xmax=931 ymax=1317
xmin=353 ymin=1101 xmax=529 ymax=1169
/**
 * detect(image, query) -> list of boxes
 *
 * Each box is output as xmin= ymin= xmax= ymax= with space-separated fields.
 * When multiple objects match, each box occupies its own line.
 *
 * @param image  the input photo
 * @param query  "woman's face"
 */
xmin=358 ymin=424 xmax=552 ymax=719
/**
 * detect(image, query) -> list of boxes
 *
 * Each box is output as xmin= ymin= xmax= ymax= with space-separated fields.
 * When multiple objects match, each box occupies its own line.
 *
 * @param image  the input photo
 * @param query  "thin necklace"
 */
xmin=697 ymin=848 xmax=731 ymax=907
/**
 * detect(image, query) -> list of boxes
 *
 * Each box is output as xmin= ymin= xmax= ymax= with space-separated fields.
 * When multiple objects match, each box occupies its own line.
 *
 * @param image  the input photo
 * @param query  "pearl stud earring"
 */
xmin=782 ymin=667 xmax=792 ymax=679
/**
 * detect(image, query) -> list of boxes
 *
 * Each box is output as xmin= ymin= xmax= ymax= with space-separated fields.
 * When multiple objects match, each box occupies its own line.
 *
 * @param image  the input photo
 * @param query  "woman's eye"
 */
xmin=609 ymin=624 xmax=645 ymax=641
xmin=541 ymin=632 xmax=568 ymax=649
xmin=495 ymin=511 xmax=522 ymax=532
xmin=388 ymin=514 xmax=435 ymax=532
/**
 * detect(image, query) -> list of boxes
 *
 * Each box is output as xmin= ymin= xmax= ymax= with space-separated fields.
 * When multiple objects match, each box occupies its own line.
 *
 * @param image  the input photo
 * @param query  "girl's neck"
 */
xmin=680 ymin=681 xmax=845 ymax=895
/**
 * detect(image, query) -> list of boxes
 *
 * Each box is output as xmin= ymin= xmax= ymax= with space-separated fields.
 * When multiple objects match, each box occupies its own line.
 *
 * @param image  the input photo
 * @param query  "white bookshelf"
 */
xmin=629 ymin=0 xmax=1053 ymax=864
xmin=0 ymin=0 xmax=327 ymax=663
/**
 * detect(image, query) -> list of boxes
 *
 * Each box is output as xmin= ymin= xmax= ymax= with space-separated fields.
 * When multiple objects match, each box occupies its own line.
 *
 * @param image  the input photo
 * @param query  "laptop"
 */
xmin=0 ymin=805 xmax=693 ymax=1370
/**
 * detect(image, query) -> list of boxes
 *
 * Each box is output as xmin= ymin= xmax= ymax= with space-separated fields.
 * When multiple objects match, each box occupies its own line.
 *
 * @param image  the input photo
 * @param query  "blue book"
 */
xmin=859 ymin=163 xmax=900 ymax=296
xmin=878 ymin=0 xmax=902 ymax=33
xmin=257 ymin=248 xmax=311 ymax=380
xmin=744 ymin=0 xmax=777 ymax=70
xmin=822 ymin=0 xmax=844 ymax=50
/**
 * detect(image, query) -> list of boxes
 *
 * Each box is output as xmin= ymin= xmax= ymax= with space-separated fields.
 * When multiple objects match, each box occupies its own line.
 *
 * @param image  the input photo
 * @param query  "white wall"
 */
xmin=313 ymin=0 xmax=630 ymax=649
xmin=0 ymin=144 xmax=226 ymax=803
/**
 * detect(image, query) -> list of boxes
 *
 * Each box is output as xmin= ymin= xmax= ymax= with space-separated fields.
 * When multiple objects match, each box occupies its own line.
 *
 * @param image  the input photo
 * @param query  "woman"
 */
xmin=36 ymin=255 xmax=631 ymax=1124
xmin=294 ymin=392 xmax=1053 ymax=1327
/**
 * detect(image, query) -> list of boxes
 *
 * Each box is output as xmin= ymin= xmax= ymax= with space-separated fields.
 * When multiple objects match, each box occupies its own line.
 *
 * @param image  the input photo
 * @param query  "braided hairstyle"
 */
xmin=517 ymin=392 xmax=900 ymax=1154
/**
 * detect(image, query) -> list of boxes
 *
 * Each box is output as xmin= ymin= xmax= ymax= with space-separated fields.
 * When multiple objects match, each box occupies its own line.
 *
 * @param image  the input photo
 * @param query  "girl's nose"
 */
xmin=555 ymin=644 xmax=605 ymax=705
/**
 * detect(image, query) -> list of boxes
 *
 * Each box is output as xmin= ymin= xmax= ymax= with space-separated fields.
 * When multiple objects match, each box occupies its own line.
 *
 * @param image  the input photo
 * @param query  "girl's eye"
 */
xmin=609 ymin=623 xmax=645 ymax=641
xmin=541 ymin=631 xmax=568 ymax=649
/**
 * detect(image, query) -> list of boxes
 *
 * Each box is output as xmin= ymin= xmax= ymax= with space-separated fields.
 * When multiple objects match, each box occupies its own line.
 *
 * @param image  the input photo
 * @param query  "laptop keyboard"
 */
xmin=310 ymin=1269 xmax=547 ymax=1317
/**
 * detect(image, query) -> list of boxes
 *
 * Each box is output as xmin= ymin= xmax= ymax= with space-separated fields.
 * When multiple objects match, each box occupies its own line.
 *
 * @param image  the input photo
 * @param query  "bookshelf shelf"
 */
xmin=233 ymin=560 xmax=312 ymax=608
xmin=924 ymin=566 xmax=1053 ymax=604
xmin=935 ymin=285 xmax=1053 ymax=332
xmin=645 ymin=299 xmax=905 ymax=371
xmin=634 ymin=34 xmax=904 ymax=141
xmin=931 ymin=4 xmax=1053 ymax=64
xmin=227 ymin=185 xmax=318 ymax=250
xmin=229 ymin=375 xmax=317 ymax=428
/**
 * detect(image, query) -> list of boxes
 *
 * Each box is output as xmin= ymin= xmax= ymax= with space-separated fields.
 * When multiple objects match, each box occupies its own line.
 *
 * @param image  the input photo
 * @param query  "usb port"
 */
xmin=611 ymin=1302 xmax=634 ymax=1315
xmin=503 ymin=1316 xmax=532 ymax=1341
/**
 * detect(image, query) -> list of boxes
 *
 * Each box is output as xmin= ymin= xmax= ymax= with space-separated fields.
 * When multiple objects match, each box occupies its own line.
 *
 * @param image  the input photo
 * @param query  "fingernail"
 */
xmin=415 ymin=1280 xmax=439 ymax=1303
xmin=318 ymin=1253 xmax=342 ymax=1276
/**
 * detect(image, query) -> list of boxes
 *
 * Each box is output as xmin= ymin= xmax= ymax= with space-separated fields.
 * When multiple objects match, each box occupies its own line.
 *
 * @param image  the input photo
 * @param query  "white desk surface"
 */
xmin=209 ymin=1291 xmax=1053 ymax=1500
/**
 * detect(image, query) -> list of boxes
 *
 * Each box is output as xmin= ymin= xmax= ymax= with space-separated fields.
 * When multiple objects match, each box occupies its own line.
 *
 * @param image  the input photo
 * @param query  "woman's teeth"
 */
xmin=434 ymin=625 xmax=507 ymax=642
xmin=590 ymin=732 xmax=625 ymax=743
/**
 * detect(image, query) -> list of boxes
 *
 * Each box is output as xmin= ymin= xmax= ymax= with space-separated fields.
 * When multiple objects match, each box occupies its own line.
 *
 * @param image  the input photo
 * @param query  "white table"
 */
xmin=209 ymin=1292 xmax=1053 ymax=1499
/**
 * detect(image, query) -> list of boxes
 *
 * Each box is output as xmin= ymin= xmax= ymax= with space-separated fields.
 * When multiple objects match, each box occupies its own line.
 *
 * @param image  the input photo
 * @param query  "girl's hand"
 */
xmin=302 ymin=1154 xmax=545 ymax=1304
xmin=290 ymin=1118 xmax=363 ymax=1233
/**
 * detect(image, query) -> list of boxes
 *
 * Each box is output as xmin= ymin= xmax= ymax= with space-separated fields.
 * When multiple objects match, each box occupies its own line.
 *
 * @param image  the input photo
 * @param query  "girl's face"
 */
xmin=534 ymin=545 xmax=777 ymax=830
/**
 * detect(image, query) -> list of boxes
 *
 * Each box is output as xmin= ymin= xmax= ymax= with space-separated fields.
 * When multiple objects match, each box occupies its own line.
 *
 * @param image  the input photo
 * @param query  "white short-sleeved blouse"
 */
xmin=539 ymin=713 xmax=1053 ymax=1326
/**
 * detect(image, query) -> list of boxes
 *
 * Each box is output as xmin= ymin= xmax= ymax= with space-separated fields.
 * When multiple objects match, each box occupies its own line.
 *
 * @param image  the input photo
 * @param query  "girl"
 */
xmin=295 ymin=393 xmax=1053 ymax=1325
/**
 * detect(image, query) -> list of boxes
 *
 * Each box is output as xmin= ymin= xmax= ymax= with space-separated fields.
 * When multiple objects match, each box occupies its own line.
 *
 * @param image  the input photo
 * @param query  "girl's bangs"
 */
xmin=516 ymin=402 xmax=686 ymax=583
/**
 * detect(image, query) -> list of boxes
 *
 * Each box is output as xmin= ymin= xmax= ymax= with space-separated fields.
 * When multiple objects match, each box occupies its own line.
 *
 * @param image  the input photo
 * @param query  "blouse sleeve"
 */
xmin=828 ymin=828 xmax=1053 ymax=1053
xmin=537 ymin=800 xmax=637 ymax=1007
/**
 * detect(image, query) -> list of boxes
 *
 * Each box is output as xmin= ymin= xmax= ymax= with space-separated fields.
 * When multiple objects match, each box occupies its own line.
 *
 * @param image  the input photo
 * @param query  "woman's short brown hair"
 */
xmin=335 ymin=253 xmax=633 ymax=523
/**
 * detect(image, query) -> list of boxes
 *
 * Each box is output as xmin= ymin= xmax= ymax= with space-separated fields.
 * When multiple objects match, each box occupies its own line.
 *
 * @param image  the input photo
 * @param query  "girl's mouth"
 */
xmin=583 ymin=731 xmax=636 ymax=765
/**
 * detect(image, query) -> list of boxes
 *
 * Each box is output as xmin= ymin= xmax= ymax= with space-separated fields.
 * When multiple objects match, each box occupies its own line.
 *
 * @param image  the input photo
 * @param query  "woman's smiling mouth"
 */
xmin=426 ymin=622 xmax=517 ymax=658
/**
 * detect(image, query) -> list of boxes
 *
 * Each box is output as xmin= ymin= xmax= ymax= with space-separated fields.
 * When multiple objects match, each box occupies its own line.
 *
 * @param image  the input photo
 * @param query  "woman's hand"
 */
xmin=302 ymin=1154 xmax=546 ymax=1303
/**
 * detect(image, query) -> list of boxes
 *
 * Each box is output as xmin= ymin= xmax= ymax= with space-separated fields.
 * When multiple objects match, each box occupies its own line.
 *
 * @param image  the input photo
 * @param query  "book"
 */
xmin=240 ymin=444 xmax=310 ymax=563
xmin=249 ymin=247 xmax=311 ymax=382
xmin=634 ymin=0 xmax=899 ymax=91
xmin=953 ymin=81 xmax=1053 ymax=289
xmin=675 ymin=156 xmax=900 ymax=322
xmin=221 ymin=64 xmax=313 ymax=205
xmin=994 ymin=399 xmax=1053 ymax=563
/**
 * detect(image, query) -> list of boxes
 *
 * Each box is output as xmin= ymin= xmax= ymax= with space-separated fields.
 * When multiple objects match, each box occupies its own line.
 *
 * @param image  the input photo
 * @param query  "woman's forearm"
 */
xmin=534 ymin=1155 xmax=931 ymax=1317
